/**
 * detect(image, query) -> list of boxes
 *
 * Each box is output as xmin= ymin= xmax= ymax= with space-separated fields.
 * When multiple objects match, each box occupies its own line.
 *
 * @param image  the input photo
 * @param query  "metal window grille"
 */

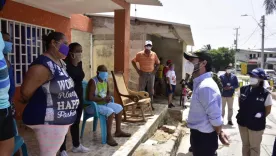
xmin=0 ymin=18 xmax=54 ymax=86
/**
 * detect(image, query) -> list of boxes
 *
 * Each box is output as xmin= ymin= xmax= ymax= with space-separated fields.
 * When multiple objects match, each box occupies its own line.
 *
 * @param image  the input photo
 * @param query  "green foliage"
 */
xmin=209 ymin=47 xmax=235 ymax=72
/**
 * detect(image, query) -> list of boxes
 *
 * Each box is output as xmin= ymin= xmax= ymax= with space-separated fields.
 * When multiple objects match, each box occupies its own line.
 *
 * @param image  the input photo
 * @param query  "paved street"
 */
xmin=177 ymin=97 xmax=276 ymax=156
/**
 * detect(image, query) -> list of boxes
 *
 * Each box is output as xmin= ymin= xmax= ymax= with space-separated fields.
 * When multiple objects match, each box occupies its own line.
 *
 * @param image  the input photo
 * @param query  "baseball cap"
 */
xmin=184 ymin=50 xmax=211 ymax=62
xmin=248 ymin=68 xmax=268 ymax=80
xmin=145 ymin=40 xmax=153 ymax=46
xmin=166 ymin=60 xmax=172 ymax=64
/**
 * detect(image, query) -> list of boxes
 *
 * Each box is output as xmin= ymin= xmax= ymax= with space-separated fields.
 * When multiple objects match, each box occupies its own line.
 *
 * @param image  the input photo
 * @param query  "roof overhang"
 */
xmin=126 ymin=0 xmax=162 ymax=6
xmin=12 ymin=0 xmax=123 ymax=17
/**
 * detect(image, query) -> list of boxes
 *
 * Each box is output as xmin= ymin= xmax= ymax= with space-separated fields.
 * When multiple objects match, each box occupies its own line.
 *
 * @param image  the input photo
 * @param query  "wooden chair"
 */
xmin=111 ymin=71 xmax=153 ymax=122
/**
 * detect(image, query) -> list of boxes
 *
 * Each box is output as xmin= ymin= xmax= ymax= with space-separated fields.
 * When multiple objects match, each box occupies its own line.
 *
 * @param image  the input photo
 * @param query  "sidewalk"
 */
xmin=177 ymin=97 xmax=276 ymax=156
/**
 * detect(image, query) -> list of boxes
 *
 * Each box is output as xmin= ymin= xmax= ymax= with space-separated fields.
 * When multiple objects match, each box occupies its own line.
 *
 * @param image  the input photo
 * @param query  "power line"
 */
xmin=266 ymin=32 xmax=276 ymax=38
xmin=250 ymin=0 xmax=256 ymax=20
xmin=240 ymin=25 xmax=259 ymax=46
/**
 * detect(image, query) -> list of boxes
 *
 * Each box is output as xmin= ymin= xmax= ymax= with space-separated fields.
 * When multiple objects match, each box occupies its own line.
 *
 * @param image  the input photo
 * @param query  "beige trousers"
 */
xmin=222 ymin=96 xmax=234 ymax=121
xmin=239 ymin=126 xmax=264 ymax=156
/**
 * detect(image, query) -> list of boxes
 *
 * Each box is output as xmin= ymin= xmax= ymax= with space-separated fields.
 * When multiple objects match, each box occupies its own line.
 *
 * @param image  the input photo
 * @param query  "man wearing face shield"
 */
xmin=237 ymin=68 xmax=272 ymax=156
xmin=219 ymin=65 xmax=239 ymax=126
xmin=132 ymin=40 xmax=160 ymax=110
xmin=184 ymin=50 xmax=229 ymax=156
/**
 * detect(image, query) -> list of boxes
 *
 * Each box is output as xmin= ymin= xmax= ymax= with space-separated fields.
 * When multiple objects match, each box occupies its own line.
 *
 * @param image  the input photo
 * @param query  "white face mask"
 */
xmin=145 ymin=46 xmax=152 ymax=50
xmin=249 ymin=77 xmax=259 ymax=85
xmin=226 ymin=69 xmax=231 ymax=74
xmin=186 ymin=61 xmax=194 ymax=72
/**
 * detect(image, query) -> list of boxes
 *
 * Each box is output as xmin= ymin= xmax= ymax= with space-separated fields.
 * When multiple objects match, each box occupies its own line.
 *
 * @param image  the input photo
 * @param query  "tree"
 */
xmin=209 ymin=47 xmax=235 ymax=72
xmin=264 ymin=0 xmax=276 ymax=15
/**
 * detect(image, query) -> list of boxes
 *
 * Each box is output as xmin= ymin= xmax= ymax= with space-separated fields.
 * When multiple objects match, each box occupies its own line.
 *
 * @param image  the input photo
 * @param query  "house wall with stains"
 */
xmin=91 ymin=16 xmax=181 ymax=93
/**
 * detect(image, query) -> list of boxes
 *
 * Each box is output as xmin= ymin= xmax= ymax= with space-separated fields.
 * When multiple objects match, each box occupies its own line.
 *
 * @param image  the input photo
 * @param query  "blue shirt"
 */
xmin=8 ymin=65 xmax=15 ymax=103
xmin=0 ymin=33 xmax=10 ymax=109
xmin=187 ymin=72 xmax=223 ymax=133
xmin=219 ymin=73 xmax=239 ymax=97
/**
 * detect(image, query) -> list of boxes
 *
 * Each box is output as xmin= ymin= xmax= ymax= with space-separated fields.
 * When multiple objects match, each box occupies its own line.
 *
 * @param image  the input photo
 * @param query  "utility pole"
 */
xmin=261 ymin=15 xmax=265 ymax=69
xmin=234 ymin=27 xmax=240 ymax=72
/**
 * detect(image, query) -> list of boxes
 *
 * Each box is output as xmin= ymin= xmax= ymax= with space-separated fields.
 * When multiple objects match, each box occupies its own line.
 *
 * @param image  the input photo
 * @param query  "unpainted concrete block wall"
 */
xmin=71 ymin=29 xmax=92 ymax=81
xmin=150 ymin=35 xmax=184 ymax=95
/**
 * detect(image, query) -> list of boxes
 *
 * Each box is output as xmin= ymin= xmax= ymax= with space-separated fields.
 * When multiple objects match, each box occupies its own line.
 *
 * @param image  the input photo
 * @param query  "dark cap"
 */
xmin=184 ymin=50 xmax=212 ymax=62
xmin=248 ymin=68 xmax=268 ymax=80
xmin=225 ymin=64 xmax=233 ymax=69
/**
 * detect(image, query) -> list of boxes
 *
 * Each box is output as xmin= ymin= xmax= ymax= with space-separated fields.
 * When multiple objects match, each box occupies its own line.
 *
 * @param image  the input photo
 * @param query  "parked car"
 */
xmin=263 ymin=69 xmax=276 ymax=89
xmin=264 ymin=69 xmax=276 ymax=79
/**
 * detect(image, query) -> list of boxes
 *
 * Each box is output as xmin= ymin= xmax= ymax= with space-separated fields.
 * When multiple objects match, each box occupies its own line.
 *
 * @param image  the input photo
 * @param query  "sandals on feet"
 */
xmin=115 ymin=132 xmax=131 ymax=137
xmin=107 ymin=139 xmax=118 ymax=146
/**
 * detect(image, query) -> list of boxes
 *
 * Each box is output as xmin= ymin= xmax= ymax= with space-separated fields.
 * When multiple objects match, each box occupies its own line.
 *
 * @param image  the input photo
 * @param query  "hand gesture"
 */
xmin=219 ymin=131 xmax=230 ymax=145
xmin=105 ymin=96 xmax=111 ymax=103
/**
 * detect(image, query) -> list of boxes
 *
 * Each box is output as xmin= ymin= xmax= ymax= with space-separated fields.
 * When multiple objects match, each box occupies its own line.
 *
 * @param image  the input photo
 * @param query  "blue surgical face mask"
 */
xmin=98 ymin=72 xmax=108 ymax=81
xmin=3 ymin=41 xmax=13 ymax=54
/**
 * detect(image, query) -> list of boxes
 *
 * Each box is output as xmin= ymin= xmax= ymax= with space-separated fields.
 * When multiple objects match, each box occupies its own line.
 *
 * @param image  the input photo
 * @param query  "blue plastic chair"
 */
xmin=80 ymin=81 xmax=111 ymax=144
xmin=13 ymin=119 xmax=28 ymax=156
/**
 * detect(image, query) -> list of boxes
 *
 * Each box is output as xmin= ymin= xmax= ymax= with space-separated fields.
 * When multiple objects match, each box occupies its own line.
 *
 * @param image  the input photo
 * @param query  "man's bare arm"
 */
xmin=132 ymin=60 xmax=140 ymax=74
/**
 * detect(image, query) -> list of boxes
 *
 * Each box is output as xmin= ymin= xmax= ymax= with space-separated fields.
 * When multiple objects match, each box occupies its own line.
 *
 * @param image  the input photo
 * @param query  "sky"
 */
xmin=101 ymin=0 xmax=276 ymax=51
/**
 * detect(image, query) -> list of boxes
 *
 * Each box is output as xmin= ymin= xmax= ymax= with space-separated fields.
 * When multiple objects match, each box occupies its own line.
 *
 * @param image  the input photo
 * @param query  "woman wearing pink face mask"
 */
xmin=21 ymin=32 xmax=79 ymax=156
xmin=166 ymin=63 xmax=176 ymax=108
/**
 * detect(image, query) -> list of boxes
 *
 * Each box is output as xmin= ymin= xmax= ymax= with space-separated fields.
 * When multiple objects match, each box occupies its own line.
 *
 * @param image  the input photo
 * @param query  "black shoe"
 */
xmin=228 ymin=121 xmax=233 ymax=125
xmin=168 ymin=103 xmax=175 ymax=108
xmin=189 ymin=147 xmax=193 ymax=152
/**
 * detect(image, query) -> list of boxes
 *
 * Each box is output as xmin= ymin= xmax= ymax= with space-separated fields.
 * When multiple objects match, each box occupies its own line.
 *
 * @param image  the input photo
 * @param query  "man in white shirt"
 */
xmin=264 ymin=80 xmax=271 ymax=90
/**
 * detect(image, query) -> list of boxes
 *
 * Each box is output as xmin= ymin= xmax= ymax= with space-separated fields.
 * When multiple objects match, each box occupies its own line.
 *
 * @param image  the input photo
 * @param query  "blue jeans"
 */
xmin=273 ymin=137 xmax=276 ymax=156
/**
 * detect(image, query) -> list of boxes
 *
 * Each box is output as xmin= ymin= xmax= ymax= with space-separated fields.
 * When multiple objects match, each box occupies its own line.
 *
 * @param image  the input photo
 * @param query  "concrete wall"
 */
xmin=91 ymin=16 xmax=188 ymax=95
xmin=150 ymin=35 xmax=184 ymax=95
xmin=71 ymin=29 xmax=92 ymax=81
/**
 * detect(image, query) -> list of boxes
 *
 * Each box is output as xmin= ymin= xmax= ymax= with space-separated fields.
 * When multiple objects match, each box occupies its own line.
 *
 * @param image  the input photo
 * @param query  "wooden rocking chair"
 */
xmin=111 ymin=71 xmax=153 ymax=122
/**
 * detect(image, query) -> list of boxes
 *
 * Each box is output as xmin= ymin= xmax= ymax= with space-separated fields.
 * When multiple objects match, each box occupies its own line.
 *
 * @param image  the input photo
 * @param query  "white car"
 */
xmin=264 ymin=69 xmax=276 ymax=79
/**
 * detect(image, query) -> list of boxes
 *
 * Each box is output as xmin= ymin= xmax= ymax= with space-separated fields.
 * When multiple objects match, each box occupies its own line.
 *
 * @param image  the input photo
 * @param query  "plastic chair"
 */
xmin=13 ymin=119 xmax=28 ymax=156
xmin=80 ymin=81 xmax=112 ymax=144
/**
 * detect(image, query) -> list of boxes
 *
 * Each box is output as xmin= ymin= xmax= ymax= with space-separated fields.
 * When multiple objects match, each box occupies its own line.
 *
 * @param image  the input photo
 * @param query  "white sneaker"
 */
xmin=60 ymin=150 xmax=68 ymax=156
xmin=72 ymin=144 xmax=90 ymax=153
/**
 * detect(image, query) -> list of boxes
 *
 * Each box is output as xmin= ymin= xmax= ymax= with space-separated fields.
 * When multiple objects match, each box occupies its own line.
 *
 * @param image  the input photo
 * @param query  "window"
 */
xmin=258 ymin=53 xmax=260 ymax=57
xmin=249 ymin=54 xmax=252 ymax=58
xmin=0 ymin=18 xmax=54 ymax=86
xmin=269 ymin=54 xmax=273 ymax=57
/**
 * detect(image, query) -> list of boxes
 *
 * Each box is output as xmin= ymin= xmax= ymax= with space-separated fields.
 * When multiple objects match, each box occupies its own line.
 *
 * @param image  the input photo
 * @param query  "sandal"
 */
xmin=107 ymin=139 xmax=118 ymax=146
xmin=115 ymin=131 xmax=131 ymax=137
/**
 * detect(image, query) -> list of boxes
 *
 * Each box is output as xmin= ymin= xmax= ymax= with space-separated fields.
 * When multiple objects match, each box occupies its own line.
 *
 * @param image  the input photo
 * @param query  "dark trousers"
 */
xmin=190 ymin=129 xmax=218 ymax=156
xmin=60 ymin=102 xmax=83 ymax=151
xmin=273 ymin=137 xmax=276 ymax=156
